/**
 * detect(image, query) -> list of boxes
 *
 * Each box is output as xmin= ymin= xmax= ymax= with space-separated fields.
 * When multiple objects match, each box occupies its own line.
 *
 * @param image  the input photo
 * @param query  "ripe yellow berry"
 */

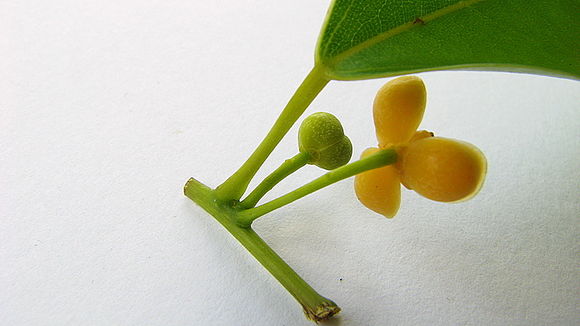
xmin=374 ymin=76 xmax=426 ymax=147
xmin=354 ymin=147 xmax=401 ymax=218
xmin=409 ymin=130 xmax=434 ymax=142
xmin=399 ymin=137 xmax=487 ymax=202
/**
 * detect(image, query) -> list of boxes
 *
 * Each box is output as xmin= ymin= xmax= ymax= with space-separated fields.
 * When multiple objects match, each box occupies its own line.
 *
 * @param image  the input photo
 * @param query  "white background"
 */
xmin=1 ymin=1 xmax=578 ymax=325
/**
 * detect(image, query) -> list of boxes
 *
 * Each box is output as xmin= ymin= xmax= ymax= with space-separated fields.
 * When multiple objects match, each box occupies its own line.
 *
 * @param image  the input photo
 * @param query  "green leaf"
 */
xmin=316 ymin=0 xmax=580 ymax=80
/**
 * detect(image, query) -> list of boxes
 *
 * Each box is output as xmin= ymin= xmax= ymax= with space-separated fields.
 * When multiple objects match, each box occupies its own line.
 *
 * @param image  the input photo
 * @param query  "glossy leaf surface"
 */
xmin=316 ymin=0 xmax=580 ymax=80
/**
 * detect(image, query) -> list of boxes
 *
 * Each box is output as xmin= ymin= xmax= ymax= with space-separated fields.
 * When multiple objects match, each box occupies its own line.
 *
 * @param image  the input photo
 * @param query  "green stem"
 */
xmin=184 ymin=178 xmax=340 ymax=322
xmin=215 ymin=65 xmax=330 ymax=202
xmin=237 ymin=148 xmax=398 ymax=226
xmin=240 ymin=152 xmax=311 ymax=209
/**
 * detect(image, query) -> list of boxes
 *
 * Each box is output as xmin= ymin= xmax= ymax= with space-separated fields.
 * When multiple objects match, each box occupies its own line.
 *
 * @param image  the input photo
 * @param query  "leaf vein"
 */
xmin=324 ymin=0 xmax=488 ymax=68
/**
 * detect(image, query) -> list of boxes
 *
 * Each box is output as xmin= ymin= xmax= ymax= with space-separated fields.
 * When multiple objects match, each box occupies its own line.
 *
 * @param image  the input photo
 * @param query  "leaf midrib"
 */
xmin=320 ymin=0 xmax=488 ymax=69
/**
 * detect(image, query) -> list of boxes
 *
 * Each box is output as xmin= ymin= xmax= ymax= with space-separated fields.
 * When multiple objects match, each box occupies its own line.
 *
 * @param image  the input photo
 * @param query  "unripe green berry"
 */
xmin=314 ymin=136 xmax=352 ymax=170
xmin=298 ymin=112 xmax=353 ymax=170
xmin=299 ymin=112 xmax=344 ymax=152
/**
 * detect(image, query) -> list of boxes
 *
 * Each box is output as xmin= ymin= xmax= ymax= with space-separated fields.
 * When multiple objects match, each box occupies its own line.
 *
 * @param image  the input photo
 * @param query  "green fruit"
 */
xmin=315 ymin=136 xmax=352 ymax=170
xmin=298 ymin=112 xmax=353 ymax=170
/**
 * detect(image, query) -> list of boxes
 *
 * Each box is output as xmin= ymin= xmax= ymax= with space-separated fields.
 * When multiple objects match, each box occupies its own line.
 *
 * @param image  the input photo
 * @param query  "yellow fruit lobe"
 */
xmin=354 ymin=147 xmax=401 ymax=218
xmin=409 ymin=130 xmax=434 ymax=142
xmin=374 ymin=76 xmax=426 ymax=147
xmin=399 ymin=137 xmax=487 ymax=202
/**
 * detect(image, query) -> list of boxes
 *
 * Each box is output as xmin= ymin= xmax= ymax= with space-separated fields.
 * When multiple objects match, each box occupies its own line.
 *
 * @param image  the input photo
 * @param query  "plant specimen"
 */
xmin=184 ymin=0 xmax=578 ymax=322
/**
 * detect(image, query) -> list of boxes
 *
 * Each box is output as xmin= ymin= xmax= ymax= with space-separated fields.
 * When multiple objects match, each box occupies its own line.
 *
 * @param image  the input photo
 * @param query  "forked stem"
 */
xmin=237 ymin=148 xmax=397 ymax=227
xmin=240 ymin=152 xmax=311 ymax=208
xmin=215 ymin=65 xmax=330 ymax=202
xmin=186 ymin=66 xmax=397 ymax=323
xmin=185 ymin=148 xmax=397 ymax=321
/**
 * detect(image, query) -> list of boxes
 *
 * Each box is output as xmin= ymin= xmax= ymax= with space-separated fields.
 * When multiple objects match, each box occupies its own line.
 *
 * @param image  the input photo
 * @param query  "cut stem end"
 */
xmin=303 ymin=300 xmax=341 ymax=322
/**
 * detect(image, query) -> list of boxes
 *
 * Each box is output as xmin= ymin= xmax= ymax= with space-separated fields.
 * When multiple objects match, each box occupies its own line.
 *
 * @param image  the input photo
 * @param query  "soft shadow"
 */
xmin=319 ymin=315 xmax=343 ymax=326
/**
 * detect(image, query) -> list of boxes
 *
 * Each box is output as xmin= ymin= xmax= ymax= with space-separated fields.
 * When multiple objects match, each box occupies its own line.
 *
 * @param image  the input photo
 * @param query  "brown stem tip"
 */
xmin=303 ymin=301 xmax=341 ymax=323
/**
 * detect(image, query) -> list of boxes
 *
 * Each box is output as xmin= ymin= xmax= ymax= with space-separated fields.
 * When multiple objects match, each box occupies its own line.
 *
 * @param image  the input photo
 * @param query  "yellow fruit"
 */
xmin=399 ymin=137 xmax=487 ymax=202
xmin=374 ymin=76 xmax=426 ymax=147
xmin=409 ymin=130 xmax=434 ymax=143
xmin=354 ymin=148 xmax=401 ymax=218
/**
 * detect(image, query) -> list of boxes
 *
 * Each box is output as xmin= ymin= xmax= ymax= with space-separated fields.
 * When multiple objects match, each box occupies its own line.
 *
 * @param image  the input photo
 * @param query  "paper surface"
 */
xmin=1 ymin=1 xmax=579 ymax=325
